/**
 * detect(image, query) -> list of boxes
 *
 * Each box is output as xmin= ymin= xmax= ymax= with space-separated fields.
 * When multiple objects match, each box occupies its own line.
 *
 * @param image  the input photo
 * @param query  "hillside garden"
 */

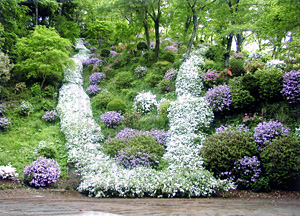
xmin=0 ymin=0 xmax=300 ymax=197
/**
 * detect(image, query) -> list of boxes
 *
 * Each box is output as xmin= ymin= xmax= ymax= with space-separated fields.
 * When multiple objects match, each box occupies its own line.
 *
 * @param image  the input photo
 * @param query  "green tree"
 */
xmin=14 ymin=25 xmax=72 ymax=88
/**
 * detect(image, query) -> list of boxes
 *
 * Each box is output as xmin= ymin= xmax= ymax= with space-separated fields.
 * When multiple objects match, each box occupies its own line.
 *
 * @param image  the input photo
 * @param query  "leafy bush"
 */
xmin=254 ymin=68 xmax=283 ymax=102
xmin=203 ymin=69 xmax=220 ymax=88
xmin=201 ymin=129 xmax=259 ymax=177
xmin=30 ymin=83 xmax=42 ymax=96
xmin=281 ymin=70 xmax=300 ymax=103
xmin=229 ymin=58 xmax=245 ymax=77
xmin=0 ymin=52 xmax=13 ymax=83
xmin=19 ymin=101 xmax=33 ymax=116
xmin=92 ymin=92 xmax=113 ymax=109
xmin=100 ymin=111 xmax=124 ymax=128
xmin=260 ymin=134 xmax=300 ymax=188
xmin=37 ymin=146 xmax=57 ymax=159
xmin=83 ymin=58 xmax=104 ymax=66
xmin=133 ymin=91 xmax=158 ymax=114
xmin=89 ymin=72 xmax=106 ymax=84
xmin=164 ymin=44 xmax=178 ymax=53
xmin=122 ymin=112 xmax=141 ymax=129
xmin=107 ymin=99 xmax=127 ymax=113
xmin=43 ymin=85 xmax=56 ymax=97
xmin=161 ymin=51 xmax=175 ymax=63
xmin=114 ymin=71 xmax=134 ymax=89
xmin=134 ymin=66 xmax=148 ymax=78
xmin=264 ymin=59 xmax=286 ymax=70
xmin=205 ymin=84 xmax=232 ymax=112
xmin=41 ymin=110 xmax=59 ymax=122
xmin=23 ymin=157 xmax=61 ymax=188
xmin=86 ymin=84 xmax=101 ymax=95
xmin=254 ymin=119 xmax=290 ymax=151
xmin=137 ymin=41 xmax=148 ymax=50
xmin=244 ymin=60 xmax=264 ymax=73
xmin=101 ymin=49 xmax=110 ymax=57
xmin=145 ymin=73 xmax=162 ymax=87
xmin=0 ymin=163 xmax=19 ymax=179
xmin=0 ymin=103 xmax=5 ymax=115
xmin=164 ymin=68 xmax=178 ymax=80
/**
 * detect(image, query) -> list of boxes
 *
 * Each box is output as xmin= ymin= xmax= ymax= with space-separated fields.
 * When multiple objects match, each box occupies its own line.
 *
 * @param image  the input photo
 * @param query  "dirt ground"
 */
xmin=1 ymin=180 xmax=300 ymax=216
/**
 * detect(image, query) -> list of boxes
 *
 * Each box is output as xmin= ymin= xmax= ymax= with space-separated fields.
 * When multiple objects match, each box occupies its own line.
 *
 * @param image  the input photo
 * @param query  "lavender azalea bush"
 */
xmin=101 ymin=111 xmax=124 ymax=128
xmin=82 ymin=58 xmax=104 ymax=66
xmin=254 ymin=120 xmax=290 ymax=150
xmin=135 ymin=66 xmax=148 ymax=78
xmin=281 ymin=70 xmax=300 ymax=103
xmin=86 ymin=84 xmax=101 ymax=95
xmin=203 ymin=70 xmax=219 ymax=86
xmin=205 ymin=84 xmax=232 ymax=112
xmin=164 ymin=69 xmax=178 ymax=80
xmin=0 ymin=117 xmax=10 ymax=129
xmin=89 ymin=72 xmax=106 ymax=84
xmin=41 ymin=110 xmax=59 ymax=122
xmin=115 ymin=150 xmax=158 ymax=169
xmin=23 ymin=157 xmax=61 ymax=187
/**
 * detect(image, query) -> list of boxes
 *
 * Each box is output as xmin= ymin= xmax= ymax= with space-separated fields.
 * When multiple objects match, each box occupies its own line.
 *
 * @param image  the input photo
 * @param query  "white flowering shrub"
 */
xmin=264 ymin=59 xmax=286 ymax=70
xmin=19 ymin=101 xmax=33 ymax=116
xmin=57 ymin=40 xmax=234 ymax=198
xmin=133 ymin=91 xmax=158 ymax=113
xmin=296 ymin=127 xmax=300 ymax=137
xmin=0 ymin=163 xmax=19 ymax=179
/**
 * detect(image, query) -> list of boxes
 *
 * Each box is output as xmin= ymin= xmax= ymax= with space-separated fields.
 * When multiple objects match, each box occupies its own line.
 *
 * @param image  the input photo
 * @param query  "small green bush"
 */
xmin=201 ymin=130 xmax=259 ymax=176
xmin=92 ymin=92 xmax=114 ymax=110
xmin=122 ymin=112 xmax=141 ymax=129
xmin=114 ymin=71 xmax=134 ymax=89
xmin=121 ymin=89 xmax=137 ymax=101
xmin=137 ymin=41 xmax=148 ymax=50
xmin=161 ymin=51 xmax=175 ymax=63
xmin=229 ymin=58 xmax=245 ymax=77
xmin=107 ymin=99 xmax=126 ymax=113
xmin=260 ymin=134 xmax=300 ymax=189
xmin=100 ymin=49 xmax=110 ymax=57
xmin=158 ymin=100 xmax=170 ymax=128
xmin=153 ymin=61 xmax=172 ymax=75
xmin=37 ymin=146 xmax=57 ymax=159
xmin=145 ymin=73 xmax=162 ymax=87
xmin=241 ymin=73 xmax=260 ymax=99
xmin=31 ymin=83 xmax=42 ymax=96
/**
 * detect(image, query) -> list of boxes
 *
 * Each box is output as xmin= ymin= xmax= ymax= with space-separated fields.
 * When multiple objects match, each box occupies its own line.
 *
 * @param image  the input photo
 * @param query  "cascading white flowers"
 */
xmin=57 ymin=39 xmax=234 ymax=198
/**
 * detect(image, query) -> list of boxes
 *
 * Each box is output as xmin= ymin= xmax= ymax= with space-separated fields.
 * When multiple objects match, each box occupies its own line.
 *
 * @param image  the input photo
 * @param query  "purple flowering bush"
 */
xmin=205 ymin=84 xmax=232 ymax=112
xmin=41 ymin=110 xmax=59 ymax=122
xmin=23 ymin=157 xmax=61 ymax=187
xmin=215 ymin=124 xmax=250 ymax=134
xmin=165 ymin=44 xmax=178 ymax=53
xmin=100 ymin=111 xmax=124 ymax=128
xmin=90 ymin=47 xmax=97 ymax=52
xmin=164 ymin=69 xmax=178 ymax=81
xmin=157 ymin=79 xmax=173 ymax=92
xmin=82 ymin=58 xmax=104 ymax=66
xmin=254 ymin=119 xmax=290 ymax=151
xmin=281 ymin=70 xmax=300 ymax=103
xmin=221 ymin=156 xmax=261 ymax=189
xmin=86 ymin=85 xmax=101 ymax=95
xmin=203 ymin=70 xmax=220 ymax=87
xmin=110 ymin=50 xmax=118 ymax=58
xmin=0 ymin=117 xmax=10 ymax=130
xmin=89 ymin=72 xmax=106 ymax=84
xmin=134 ymin=66 xmax=148 ymax=78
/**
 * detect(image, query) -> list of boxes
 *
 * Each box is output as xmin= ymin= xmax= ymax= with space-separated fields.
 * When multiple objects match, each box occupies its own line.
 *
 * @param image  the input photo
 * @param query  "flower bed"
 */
xmin=57 ymin=39 xmax=234 ymax=198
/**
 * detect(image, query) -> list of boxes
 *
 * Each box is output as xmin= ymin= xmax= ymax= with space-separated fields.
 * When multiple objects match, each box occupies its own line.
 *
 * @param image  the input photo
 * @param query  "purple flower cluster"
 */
xmin=135 ymin=66 xmax=148 ymax=78
xmin=165 ymin=44 xmax=178 ymax=53
xmin=0 ymin=103 xmax=5 ymax=115
xmin=0 ymin=117 xmax=10 ymax=129
xmin=86 ymin=85 xmax=101 ymax=95
xmin=110 ymin=50 xmax=118 ymax=58
xmin=205 ymin=84 xmax=232 ymax=112
xmin=150 ymin=42 xmax=155 ymax=48
xmin=114 ymin=128 xmax=168 ymax=145
xmin=84 ymin=40 xmax=90 ymax=46
xmin=23 ymin=157 xmax=61 ymax=187
xmin=89 ymin=72 xmax=106 ymax=84
xmin=203 ymin=70 xmax=220 ymax=83
xmin=216 ymin=124 xmax=250 ymax=134
xmin=281 ymin=70 xmax=300 ymax=103
xmin=115 ymin=150 xmax=158 ymax=169
xmin=90 ymin=47 xmax=97 ymax=51
xmin=222 ymin=156 xmax=261 ymax=188
xmin=41 ymin=110 xmax=59 ymax=122
xmin=164 ymin=69 xmax=178 ymax=80
xmin=101 ymin=111 xmax=124 ymax=128
xmin=254 ymin=120 xmax=290 ymax=150
xmin=82 ymin=58 xmax=104 ymax=66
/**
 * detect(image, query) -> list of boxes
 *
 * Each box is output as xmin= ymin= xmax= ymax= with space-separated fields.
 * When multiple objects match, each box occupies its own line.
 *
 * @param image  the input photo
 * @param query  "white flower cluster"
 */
xmin=264 ymin=59 xmax=287 ymax=70
xmin=58 ymin=40 xmax=234 ymax=198
xmin=0 ymin=163 xmax=19 ymax=179
xmin=133 ymin=90 xmax=158 ymax=113
xmin=296 ymin=127 xmax=300 ymax=137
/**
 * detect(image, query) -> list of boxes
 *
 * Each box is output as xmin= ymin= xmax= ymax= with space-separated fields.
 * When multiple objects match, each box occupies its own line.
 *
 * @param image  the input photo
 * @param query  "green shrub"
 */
xmin=122 ymin=112 xmax=141 ymax=129
xmin=37 ymin=146 xmax=57 ymax=159
xmin=92 ymin=92 xmax=114 ymax=110
xmin=137 ymin=41 xmax=148 ymax=50
xmin=43 ymin=85 xmax=56 ymax=97
xmin=241 ymin=73 xmax=259 ymax=99
xmin=260 ymin=134 xmax=300 ymax=189
xmin=161 ymin=51 xmax=175 ymax=63
xmin=229 ymin=58 xmax=245 ymax=77
xmin=158 ymin=100 xmax=170 ymax=128
xmin=121 ymin=89 xmax=137 ymax=101
xmin=254 ymin=68 xmax=284 ymax=103
xmin=114 ymin=71 xmax=134 ymax=89
xmin=31 ymin=83 xmax=42 ymax=96
xmin=145 ymin=73 xmax=162 ymax=87
xmin=201 ymin=130 xmax=259 ymax=177
xmin=153 ymin=61 xmax=172 ymax=75
xmin=107 ymin=99 xmax=126 ymax=113
xmin=101 ymin=49 xmax=110 ymax=57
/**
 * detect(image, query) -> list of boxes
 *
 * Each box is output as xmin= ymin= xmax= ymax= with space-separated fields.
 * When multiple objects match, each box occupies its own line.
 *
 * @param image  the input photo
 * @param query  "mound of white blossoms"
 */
xmin=57 ymin=40 xmax=234 ymax=198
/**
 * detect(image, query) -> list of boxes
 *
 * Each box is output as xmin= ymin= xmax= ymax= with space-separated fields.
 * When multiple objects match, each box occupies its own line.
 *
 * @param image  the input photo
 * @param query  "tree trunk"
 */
xmin=143 ymin=12 xmax=151 ymax=50
xmin=183 ymin=16 xmax=192 ymax=42
xmin=224 ymin=34 xmax=233 ymax=68
xmin=154 ymin=19 xmax=160 ymax=61
xmin=235 ymin=33 xmax=243 ymax=53
xmin=57 ymin=1 xmax=63 ymax=33
xmin=35 ymin=0 xmax=38 ymax=26
xmin=184 ymin=12 xmax=198 ymax=61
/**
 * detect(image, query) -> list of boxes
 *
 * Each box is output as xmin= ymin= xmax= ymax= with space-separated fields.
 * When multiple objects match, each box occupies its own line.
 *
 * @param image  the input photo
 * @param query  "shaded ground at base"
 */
xmin=1 ymin=188 xmax=300 ymax=216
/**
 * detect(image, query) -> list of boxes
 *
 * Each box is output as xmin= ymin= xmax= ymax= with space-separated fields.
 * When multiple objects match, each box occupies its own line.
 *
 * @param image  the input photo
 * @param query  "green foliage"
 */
xmin=201 ymin=131 xmax=259 ymax=177
xmin=260 ymin=135 xmax=300 ymax=189
xmin=122 ymin=112 xmax=141 ymax=129
xmin=137 ymin=41 xmax=148 ymax=50
xmin=254 ymin=68 xmax=284 ymax=102
xmin=229 ymin=58 xmax=245 ymax=77
xmin=160 ymin=51 xmax=175 ymax=63
xmin=92 ymin=92 xmax=114 ymax=110
xmin=158 ymin=100 xmax=170 ymax=128
xmin=107 ymin=99 xmax=127 ymax=113
xmin=205 ymin=45 xmax=225 ymax=62
xmin=30 ymin=83 xmax=42 ymax=96
xmin=14 ymin=25 xmax=72 ymax=88
xmin=85 ymin=20 xmax=113 ymax=40
xmin=37 ymin=146 xmax=57 ymax=159
xmin=153 ymin=61 xmax=172 ymax=75
xmin=114 ymin=71 xmax=134 ymax=89
xmin=145 ymin=73 xmax=162 ymax=87
xmin=101 ymin=49 xmax=110 ymax=57
xmin=59 ymin=17 xmax=80 ymax=43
